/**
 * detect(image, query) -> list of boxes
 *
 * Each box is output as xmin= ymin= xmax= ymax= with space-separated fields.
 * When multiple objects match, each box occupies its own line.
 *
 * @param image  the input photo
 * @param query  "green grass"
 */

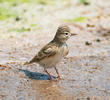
xmin=8 ymin=27 xmax=31 ymax=32
xmin=0 ymin=0 xmax=56 ymax=20
xmin=64 ymin=16 xmax=88 ymax=23
xmin=0 ymin=0 xmax=55 ymax=5
xmin=37 ymin=0 xmax=55 ymax=5
xmin=0 ymin=0 xmax=31 ymax=3
xmin=8 ymin=25 xmax=40 ymax=33
xmin=0 ymin=6 xmax=19 ymax=20
xmin=16 ymin=27 xmax=31 ymax=32
xmin=79 ymin=0 xmax=87 ymax=3
xmin=79 ymin=0 xmax=90 ymax=5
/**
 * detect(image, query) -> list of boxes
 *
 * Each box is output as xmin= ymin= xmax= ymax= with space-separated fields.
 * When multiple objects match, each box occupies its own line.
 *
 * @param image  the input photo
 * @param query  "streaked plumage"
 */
xmin=28 ymin=25 xmax=77 ymax=80
xmin=29 ymin=41 xmax=68 ymax=68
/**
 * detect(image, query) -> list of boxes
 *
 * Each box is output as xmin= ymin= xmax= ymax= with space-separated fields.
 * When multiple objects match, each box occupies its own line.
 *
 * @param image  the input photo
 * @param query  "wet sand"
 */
xmin=0 ymin=0 xmax=110 ymax=99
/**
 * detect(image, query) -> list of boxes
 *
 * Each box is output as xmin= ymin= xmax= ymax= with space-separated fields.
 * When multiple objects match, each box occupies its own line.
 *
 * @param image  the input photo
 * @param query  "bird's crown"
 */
xmin=57 ymin=25 xmax=70 ymax=34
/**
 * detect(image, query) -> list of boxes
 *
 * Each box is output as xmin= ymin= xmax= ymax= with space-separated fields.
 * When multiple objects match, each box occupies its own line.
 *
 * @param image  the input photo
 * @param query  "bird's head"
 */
xmin=54 ymin=25 xmax=77 ymax=43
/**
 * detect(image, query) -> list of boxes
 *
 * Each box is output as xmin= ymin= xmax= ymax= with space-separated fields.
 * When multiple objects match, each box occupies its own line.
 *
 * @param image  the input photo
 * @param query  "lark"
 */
xmin=27 ymin=25 xmax=77 ymax=80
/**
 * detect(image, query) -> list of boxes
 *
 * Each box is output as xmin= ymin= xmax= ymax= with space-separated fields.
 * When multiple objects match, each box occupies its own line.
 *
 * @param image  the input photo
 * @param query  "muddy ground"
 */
xmin=0 ymin=0 xmax=110 ymax=100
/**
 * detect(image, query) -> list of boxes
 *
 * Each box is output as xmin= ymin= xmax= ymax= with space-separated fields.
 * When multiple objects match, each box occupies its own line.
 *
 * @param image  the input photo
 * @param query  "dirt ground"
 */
xmin=0 ymin=0 xmax=110 ymax=100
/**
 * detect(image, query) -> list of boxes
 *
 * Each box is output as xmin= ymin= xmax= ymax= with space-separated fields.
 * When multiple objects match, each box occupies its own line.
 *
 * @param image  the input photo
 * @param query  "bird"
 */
xmin=27 ymin=25 xmax=77 ymax=80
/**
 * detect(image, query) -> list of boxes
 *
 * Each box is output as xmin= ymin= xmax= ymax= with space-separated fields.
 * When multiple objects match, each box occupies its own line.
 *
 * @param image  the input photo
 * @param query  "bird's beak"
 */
xmin=71 ymin=33 xmax=77 ymax=36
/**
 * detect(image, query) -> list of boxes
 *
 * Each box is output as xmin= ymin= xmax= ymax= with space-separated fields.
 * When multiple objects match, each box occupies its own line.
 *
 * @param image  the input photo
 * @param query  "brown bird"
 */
xmin=28 ymin=25 xmax=77 ymax=80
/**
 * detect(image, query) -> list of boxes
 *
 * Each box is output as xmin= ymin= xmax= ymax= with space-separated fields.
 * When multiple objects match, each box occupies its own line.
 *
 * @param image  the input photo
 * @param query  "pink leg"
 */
xmin=44 ymin=69 xmax=52 ymax=80
xmin=54 ymin=67 xmax=61 ymax=79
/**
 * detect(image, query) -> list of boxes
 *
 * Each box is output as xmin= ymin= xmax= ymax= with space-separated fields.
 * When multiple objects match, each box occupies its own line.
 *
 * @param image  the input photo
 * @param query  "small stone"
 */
xmin=87 ymin=24 xmax=95 ymax=27
xmin=9 ymin=35 xmax=14 ymax=38
xmin=0 ymin=49 xmax=2 ymax=52
xmin=87 ymin=97 xmax=90 ymax=100
xmin=84 ymin=2 xmax=90 ymax=5
xmin=85 ymin=41 xmax=92 ymax=46
xmin=15 ymin=16 xmax=21 ymax=21
xmin=96 ymin=39 xmax=101 ymax=42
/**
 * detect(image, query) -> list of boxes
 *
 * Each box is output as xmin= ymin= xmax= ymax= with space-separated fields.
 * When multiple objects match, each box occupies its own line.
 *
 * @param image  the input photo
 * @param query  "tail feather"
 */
xmin=24 ymin=55 xmax=38 ymax=65
xmin=23 ymin=61 xmax=29 ymax=65
xmin=28 ymin=59 xmax=34 ymax=64
xmin=29 ymin=57 xmax=37 ymax=63
xmin=24 ymin=58 xmax=35 ymax=65
xmin=23 ymin=60 xmax=33 ymax=65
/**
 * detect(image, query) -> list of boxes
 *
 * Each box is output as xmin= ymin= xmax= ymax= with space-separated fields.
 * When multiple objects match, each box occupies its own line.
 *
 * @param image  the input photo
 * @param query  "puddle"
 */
xmin=33 ymin=80 xmax=73 ymax=100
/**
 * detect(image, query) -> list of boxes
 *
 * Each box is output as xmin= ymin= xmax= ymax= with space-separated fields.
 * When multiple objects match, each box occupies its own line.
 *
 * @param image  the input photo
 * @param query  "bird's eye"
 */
xmin=65 ymin=32 xmax=69 ymax=35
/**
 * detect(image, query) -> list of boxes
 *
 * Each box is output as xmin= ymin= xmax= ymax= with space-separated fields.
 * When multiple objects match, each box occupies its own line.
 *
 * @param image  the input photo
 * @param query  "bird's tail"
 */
xmin=23 ymin=61 xmax=31 ymax=65
xmin=23 ymin=61 xmax=29 ymax=65
xmin=23 ymin=59 xmax=34 ymax=65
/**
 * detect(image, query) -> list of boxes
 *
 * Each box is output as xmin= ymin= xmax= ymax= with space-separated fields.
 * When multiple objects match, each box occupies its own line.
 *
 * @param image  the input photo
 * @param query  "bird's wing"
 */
xmin=29 ymin=43 xmax=58 ymax=63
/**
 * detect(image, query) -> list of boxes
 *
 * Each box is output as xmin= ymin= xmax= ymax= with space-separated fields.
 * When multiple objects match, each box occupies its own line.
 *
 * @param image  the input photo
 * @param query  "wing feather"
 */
xmin=29 ymin=43 xmax=58 ymax=63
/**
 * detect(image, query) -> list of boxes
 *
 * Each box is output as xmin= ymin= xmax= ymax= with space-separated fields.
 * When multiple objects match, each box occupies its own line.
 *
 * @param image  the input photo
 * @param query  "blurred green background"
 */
xmin=0 ymin=0 xmax=90 ymax=36
xmin=0 ymin=0 xmax=89 ymax=21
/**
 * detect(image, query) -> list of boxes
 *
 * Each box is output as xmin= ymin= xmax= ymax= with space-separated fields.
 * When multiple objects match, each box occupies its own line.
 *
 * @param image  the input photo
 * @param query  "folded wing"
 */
xmin=29 ymin=43 xmax=58 ymax=63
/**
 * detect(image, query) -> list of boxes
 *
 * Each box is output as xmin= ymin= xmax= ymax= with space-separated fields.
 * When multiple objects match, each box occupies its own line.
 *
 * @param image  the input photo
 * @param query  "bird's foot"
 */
xmin=57 ymin=76 xmax=61 ymax=79
xmin=49 ymin=77 xmax=60 ymax=82
xmin=56 ymin=75 xmax=65 ymax=80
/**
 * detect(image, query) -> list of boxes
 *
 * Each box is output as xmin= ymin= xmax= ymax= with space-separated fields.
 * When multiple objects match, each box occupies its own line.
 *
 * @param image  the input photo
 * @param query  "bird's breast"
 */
xmin=58 ymin=43 xmax=69 ymax=57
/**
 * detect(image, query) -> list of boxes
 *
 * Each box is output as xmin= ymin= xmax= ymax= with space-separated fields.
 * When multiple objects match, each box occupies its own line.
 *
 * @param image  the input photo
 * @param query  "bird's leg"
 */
xmin=44 ymin=69 xmax=52 ymax=80
xmin=54 ymin=67 xmax=61 ymax=79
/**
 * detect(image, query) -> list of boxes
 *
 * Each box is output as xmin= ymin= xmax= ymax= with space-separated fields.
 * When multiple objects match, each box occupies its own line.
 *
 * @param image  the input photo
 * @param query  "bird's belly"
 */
xmin=39 ymin=53 xmax=63 ymax=68
xmin=39 ymin=44 xmax=68 ymax=68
